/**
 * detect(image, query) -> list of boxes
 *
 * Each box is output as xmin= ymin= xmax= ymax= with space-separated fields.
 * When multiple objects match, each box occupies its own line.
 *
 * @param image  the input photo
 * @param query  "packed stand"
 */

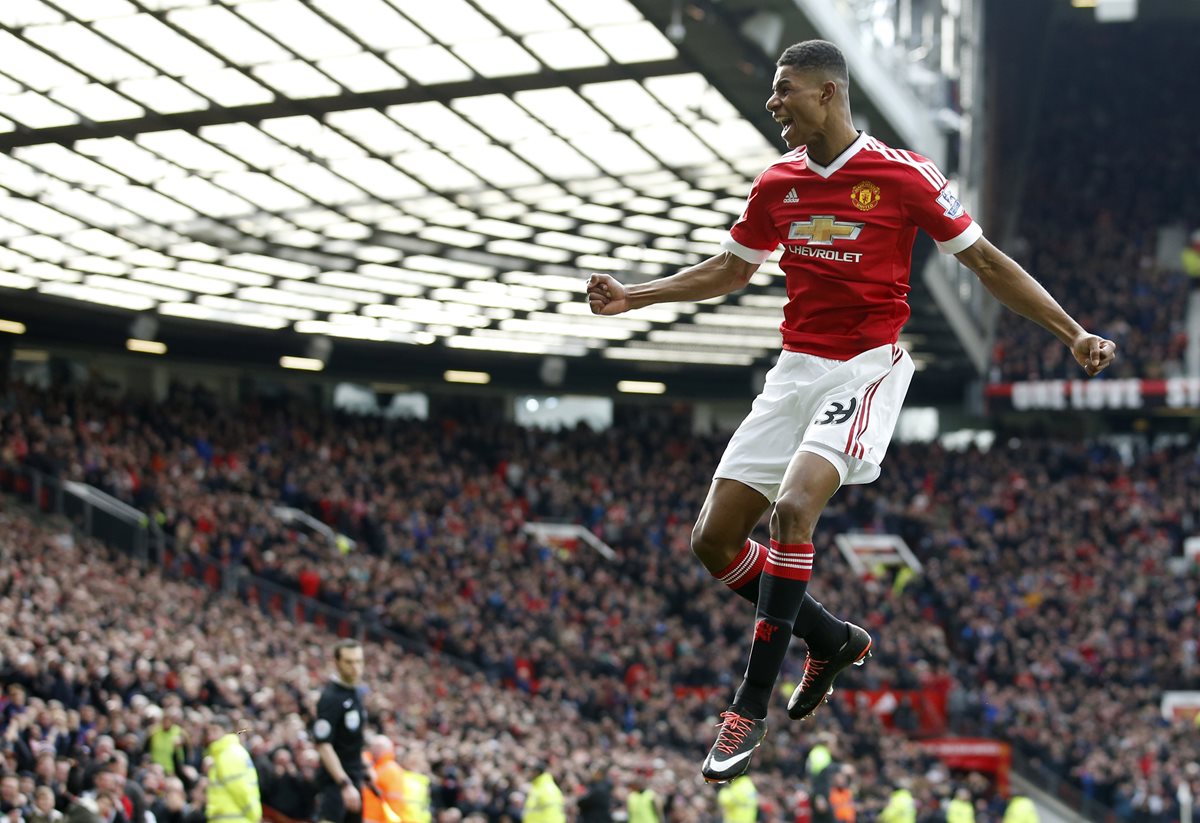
xmin=989 ymin=22 xmax=1198 ymax=382
xmin=5 ymin=381 xmax=1200 ymax=820
xmin=0 ymin=500 xmax=964 ymax=823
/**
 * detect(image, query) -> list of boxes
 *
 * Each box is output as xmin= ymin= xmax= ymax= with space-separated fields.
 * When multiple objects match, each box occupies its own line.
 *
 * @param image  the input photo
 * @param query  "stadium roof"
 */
xmin=0 ymin=0 xmax=974 ymax=402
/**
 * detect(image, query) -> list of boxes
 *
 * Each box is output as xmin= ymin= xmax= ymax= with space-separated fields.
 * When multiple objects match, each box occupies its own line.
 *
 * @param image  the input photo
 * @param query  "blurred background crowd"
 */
xmin=3 ymin=383 xmax=1199 ymax=823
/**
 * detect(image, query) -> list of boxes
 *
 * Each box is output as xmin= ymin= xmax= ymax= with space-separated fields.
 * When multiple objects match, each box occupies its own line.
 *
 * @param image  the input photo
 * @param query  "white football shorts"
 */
xmin=714 ymin=342 xmax=915 ymax=500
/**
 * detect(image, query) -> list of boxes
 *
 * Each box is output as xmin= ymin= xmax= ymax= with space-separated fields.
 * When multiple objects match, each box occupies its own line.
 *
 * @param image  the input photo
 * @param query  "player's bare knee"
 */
xmin=770 ymin=492 xmax=820 ymax=544
xmin=690 ymin=518 xmax=737 ymax=572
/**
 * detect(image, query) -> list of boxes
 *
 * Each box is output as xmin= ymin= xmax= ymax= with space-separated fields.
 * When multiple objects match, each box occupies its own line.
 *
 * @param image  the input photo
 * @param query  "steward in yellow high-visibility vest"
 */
xmin=946 ymin=789 xmax=974 ymax=823
xmin=718 ymin=775 xmax=757 ymax=823
xmin=203 ymin=718 xmax=261 ymax=823
xmin=522 ymin=769 xmax=565 ymax=823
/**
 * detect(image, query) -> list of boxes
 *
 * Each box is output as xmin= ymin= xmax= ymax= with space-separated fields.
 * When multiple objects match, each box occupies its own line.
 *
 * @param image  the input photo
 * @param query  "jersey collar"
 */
xmin=805 ymin=131 xmax=869 ymax=179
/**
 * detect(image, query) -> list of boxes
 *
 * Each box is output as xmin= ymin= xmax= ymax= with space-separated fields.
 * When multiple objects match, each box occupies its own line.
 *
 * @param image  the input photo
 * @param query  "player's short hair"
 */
xmin=333 ymin=639 xmax=362 ymax=661
xmin=777 ymin=40 xmax=849 ymax=84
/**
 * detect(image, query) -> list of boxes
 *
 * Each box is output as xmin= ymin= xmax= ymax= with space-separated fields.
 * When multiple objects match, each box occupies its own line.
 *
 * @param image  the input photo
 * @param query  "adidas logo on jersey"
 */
xmin=783 ymin=188 xmax=799 ymax=204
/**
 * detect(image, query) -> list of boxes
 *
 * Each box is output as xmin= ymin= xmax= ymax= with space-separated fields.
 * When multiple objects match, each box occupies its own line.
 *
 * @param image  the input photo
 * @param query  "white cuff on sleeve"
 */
xmin=935 ymin=221 xmax=983 ymax=255
xmin=720 ymin=234 xmax=775 ymax=265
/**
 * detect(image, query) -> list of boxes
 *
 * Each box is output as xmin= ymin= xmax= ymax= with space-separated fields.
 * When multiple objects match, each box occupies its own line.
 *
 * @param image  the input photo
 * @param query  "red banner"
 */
xmin=985 ymin=378 xmax=1200 ymax=411
xmin=919 ymin=738 xmax=1011 ymax=793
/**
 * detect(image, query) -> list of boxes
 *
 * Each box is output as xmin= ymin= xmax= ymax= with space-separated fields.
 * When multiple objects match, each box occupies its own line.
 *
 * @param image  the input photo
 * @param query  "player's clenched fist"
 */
xmin=587 ymin=273 xmax=630 ymax=316
xmin=1070 ymin=334 xmax=1118 ymax=377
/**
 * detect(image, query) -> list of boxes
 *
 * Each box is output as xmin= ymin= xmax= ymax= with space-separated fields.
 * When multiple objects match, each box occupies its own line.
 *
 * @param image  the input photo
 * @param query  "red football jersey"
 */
xmin=722 ymin=132 xmax=981 ymax=360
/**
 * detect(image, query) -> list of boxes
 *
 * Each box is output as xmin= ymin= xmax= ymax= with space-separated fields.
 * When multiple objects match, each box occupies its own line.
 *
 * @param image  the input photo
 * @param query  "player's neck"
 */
xmin=806 ymin=123 xmax=860 ymax=167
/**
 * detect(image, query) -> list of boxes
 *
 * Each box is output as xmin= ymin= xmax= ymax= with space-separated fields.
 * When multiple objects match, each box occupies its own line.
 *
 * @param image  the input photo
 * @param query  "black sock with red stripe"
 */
xmin=715 ymin=540 xmax=845 ymax=650
xmin=732 ymin=540 xmax=814 ymax=719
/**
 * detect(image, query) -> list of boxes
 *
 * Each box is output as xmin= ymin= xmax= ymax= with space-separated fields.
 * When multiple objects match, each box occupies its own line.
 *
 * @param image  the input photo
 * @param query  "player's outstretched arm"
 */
xmin=586 ymin=251 xmax=759 ymax=316
xmin=955 ymin=235 xmax=1117 ymax=377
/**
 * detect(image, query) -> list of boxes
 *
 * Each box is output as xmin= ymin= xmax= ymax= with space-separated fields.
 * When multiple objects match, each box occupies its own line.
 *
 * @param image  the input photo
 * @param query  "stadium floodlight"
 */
xmin=1095 ymin=0 xmax=1136 ymax=21
xmin=443 ymin=369 xmax=491 ymax=384
xmin=616 ymin=380 xmax=666 ymax=395
xmin=126 ymin=338 xmax=167 ymax=355
xmin=0 ymin=319 xmax=27 ymax=334
xmin=280 ymin=355 xmax=324 ymax=371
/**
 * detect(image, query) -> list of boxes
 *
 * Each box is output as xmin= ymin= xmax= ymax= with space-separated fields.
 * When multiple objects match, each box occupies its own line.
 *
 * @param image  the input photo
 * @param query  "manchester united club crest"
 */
xmin=850 ymin=180 xmax=881 ymax=211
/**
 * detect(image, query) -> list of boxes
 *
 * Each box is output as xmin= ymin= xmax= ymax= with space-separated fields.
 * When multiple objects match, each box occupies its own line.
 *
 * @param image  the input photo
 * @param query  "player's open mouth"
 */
xmin=776 ymin=118 xmax=794 ymax=139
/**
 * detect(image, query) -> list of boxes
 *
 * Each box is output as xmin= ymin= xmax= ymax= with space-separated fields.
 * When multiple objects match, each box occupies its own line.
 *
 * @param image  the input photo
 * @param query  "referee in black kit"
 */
xmin=313 ymin=640 xmax=368 ymax=823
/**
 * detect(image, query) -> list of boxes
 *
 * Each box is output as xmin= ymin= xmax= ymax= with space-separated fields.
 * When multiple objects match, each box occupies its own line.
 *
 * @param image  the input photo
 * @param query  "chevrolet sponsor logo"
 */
xmin=787 ymin=216 xmax=864 ymax=246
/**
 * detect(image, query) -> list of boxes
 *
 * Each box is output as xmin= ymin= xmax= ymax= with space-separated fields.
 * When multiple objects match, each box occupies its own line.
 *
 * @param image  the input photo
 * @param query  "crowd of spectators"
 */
xmin=0 ymin=499 xmax=953 ymax=823
xmin=988 ymin=22 xmax=1198 ymax=382
xmin=3 ymin=380 xmax=1200 ymax=822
